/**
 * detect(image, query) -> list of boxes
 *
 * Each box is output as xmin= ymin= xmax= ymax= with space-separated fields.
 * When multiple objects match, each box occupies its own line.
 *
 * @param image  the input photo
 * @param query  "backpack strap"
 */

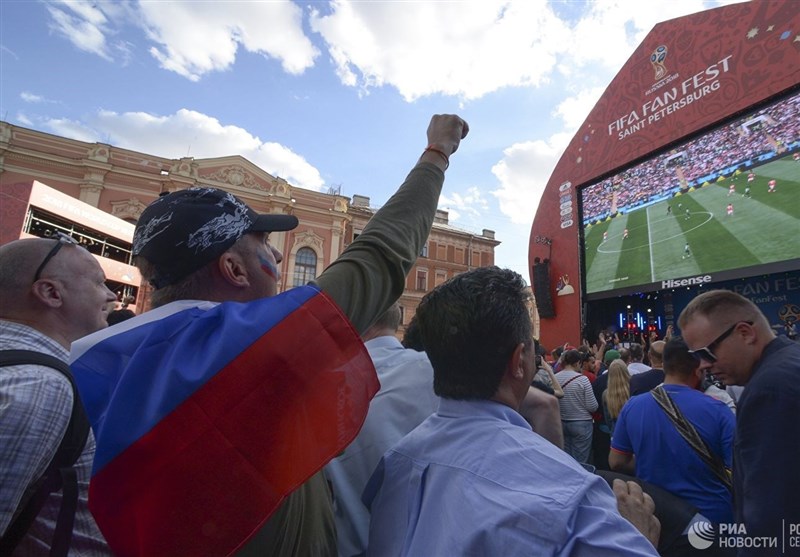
xmin=0 ymin=349 xmax=90 ymax=557
xmin=650 ymin=386 xmax=732 ymax=492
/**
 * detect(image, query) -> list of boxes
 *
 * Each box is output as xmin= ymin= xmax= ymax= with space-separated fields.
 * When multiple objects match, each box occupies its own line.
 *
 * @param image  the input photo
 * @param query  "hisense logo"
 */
xmin=662 ymin=275 xmax=712 ymax=289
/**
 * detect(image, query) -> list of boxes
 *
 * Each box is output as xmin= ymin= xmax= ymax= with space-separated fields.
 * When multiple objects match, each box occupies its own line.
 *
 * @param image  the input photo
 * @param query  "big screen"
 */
xmin=580 ymin=89 xmax=800 ymax=300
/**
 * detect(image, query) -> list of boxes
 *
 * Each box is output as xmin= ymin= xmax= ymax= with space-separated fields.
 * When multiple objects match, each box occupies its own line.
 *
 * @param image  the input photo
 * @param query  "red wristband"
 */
xmin=423 ymin=144 xmax=449 ymax=170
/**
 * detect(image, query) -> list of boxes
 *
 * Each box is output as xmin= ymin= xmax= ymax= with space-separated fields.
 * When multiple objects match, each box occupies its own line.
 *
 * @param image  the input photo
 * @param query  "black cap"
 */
xmin=132 ymin=187 xmax=298 ymax=289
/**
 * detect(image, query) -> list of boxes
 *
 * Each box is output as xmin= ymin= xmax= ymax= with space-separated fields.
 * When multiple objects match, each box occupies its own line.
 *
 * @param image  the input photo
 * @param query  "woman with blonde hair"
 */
xmin=603 ymin=359 xmax=631 ymax=436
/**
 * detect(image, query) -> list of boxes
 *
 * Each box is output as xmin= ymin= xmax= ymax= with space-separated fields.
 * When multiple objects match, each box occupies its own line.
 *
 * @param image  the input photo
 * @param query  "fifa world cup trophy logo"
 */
xmin=651 ymin=45 xmax=668 ymax=81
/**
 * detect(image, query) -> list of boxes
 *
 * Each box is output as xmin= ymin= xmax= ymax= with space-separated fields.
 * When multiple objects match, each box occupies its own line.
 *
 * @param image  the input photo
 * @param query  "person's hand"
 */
xmin=613 ymin=479 xmax=660 ymax=549
xmin=426 ymin=114 xmax=469 ymax=157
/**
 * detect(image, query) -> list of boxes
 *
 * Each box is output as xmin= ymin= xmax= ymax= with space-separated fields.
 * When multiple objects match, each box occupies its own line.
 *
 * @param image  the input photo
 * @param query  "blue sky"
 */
xmin=0 ymin=0 xmax=740 ymax=281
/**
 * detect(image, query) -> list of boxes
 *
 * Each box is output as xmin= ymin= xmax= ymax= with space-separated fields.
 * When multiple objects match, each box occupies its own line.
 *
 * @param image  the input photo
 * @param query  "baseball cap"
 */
xmin=132 ymin=187 xmax=298 ymax=289
xmin=604 ymin=349 xmax=621 ymax=364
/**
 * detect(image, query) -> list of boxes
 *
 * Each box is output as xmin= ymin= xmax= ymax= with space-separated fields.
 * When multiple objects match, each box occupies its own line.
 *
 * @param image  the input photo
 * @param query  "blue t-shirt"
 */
xmin=611 ymin=384 xmax=734 ymax=523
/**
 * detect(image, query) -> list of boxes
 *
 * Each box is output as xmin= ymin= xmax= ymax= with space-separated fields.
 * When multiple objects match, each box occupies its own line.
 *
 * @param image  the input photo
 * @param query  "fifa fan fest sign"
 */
xmin=609 ymin=55 xmax=732 ymax=141
xmin=529 ymin=1 xmax=800 ymax=349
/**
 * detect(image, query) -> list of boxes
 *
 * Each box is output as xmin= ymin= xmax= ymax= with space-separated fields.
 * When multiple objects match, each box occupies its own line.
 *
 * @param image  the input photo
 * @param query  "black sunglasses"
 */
xmin=33 ymin=232 xmax=79 ymax=282
xmin=688 ymin=320 xmax=753 ymax=363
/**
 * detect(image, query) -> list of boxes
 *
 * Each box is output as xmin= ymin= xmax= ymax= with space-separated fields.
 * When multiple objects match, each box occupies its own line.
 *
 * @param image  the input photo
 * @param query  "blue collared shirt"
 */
xmin=364 ymin=398 xmax=658 ymax=556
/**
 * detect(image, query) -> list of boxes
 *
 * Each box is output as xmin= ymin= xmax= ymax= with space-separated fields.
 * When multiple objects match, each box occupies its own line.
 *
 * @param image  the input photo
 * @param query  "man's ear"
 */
xmin=692 ymin=368 xmax=704 ymax=388
xmin=741 ymin=321 xmax=759 ymax=346
xmin=217 ymin=251 xmax=250 ymax=289
xmin=508 ymin=342 xmax=526 ymax=381
xmin=30 ymin=279 xmax=64 ymax=308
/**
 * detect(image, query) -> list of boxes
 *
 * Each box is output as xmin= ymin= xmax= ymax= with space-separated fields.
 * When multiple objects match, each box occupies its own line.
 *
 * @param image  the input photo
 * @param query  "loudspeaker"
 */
xmin=533 ymin=261 xmax=555 ymax=318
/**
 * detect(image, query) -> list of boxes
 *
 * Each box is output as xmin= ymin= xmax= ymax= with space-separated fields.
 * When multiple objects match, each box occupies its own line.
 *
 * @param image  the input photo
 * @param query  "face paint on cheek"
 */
xmin=258 ymin=253 xmax=279 ymax=280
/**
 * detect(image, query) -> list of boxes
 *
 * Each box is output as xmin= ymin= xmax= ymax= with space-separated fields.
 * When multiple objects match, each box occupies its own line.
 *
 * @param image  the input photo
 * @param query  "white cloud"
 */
xmin=40 ymin=0 xmax=740 ymax=94
xmin=564 ymin=0 xmax=719 ymax=76
xmin=44 ymin=117 xmax=101 ymax=143
xmin=43 ymin=1 xmax=317 ymax=79
xmin=20 ymin=91 xmax=60 ymax=105
xmin=487 ymin=86 xmax=603 ymax=227
xmin=139 ymin=1 xmax=318 ymax=81
xmin=15 ymin=113 xmax=33 ymax=126
xmin=439 ymin=187 xmax=490 ymax=221
xmin=21 ymin=92 xmax=45 ymax=103
xmin=491 ymin=133 xmax=571 ymax=225
xmin=310 ymin=1 xmax=571 ymax=101
xmin=307 ymin=1 xmax=731 ymax=103
xmin=41 ymin=109 xmax=324 ymax=191
xmin=553 ymin=86 xmax=606 ymax=131
xmin=46 ymin=1 xmax=111 ymax=60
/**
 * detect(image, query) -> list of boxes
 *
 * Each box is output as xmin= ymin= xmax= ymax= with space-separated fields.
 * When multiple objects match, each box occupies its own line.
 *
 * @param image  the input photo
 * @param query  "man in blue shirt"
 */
xmin=610 ymin=338 xmax=735 ymax=524
xmin=364 ymin=267 xmax=660 ymax=556
xmin=325 ymin=303 xmax=438 ymax=557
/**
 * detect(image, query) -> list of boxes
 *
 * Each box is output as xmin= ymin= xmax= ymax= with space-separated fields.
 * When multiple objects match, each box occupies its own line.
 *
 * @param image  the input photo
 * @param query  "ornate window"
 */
xmin=416 ymin=269 xmax=428 ymax=291
xmin=293 ymin=247 xmax=318 ymax=286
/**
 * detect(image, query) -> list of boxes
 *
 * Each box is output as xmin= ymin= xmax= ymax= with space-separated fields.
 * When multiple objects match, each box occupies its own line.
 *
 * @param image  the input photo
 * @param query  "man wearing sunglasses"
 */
xmin=679 ymin=289 xmax=800 ymax=555
xmin=0 ymin=234 xmax=116 ymax=555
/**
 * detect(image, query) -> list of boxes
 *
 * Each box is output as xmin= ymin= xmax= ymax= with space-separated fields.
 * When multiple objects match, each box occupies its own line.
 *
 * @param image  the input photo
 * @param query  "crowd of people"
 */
xmin=1 ymin=114 xmax=798 ymax=557
xmin=582 ymin=93 xmax=800 ymax=224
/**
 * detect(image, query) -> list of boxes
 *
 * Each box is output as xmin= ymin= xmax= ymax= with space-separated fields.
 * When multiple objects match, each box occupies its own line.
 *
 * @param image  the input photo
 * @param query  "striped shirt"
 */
xmin=555 ymin=369 xmax=598 ymax=422
xmin=0 ymin=320 xmax=110 ymax=556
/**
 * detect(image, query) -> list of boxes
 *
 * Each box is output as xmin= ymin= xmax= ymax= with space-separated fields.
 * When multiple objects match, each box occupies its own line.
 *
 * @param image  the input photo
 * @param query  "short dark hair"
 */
xmin=662 ymin=337 xmax=699 ymax=377
xmin=401 ymin=314 xmax=424 ymax=351
xmin=416 ymin=266 xmax=531 ymax=400
xmin=561 ymin=349 xmax=582 ymax=367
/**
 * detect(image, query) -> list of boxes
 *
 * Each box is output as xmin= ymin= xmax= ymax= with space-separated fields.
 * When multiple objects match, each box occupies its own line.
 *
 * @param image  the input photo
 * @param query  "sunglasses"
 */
xmin=688 ymin=320 xmax=753 ymax=363
xmin=33 ymin=232 xmax=79 ymax=282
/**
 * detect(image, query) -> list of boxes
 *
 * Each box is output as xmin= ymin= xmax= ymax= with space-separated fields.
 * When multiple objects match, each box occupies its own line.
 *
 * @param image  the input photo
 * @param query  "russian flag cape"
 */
xmin=70 ymin=285 xmax=378 ymax=556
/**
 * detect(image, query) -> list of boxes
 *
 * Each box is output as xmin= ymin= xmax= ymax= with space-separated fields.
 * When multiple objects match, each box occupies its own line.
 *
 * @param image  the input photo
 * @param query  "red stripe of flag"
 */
xmin=89 ymin=292 xmax=377 ymax=556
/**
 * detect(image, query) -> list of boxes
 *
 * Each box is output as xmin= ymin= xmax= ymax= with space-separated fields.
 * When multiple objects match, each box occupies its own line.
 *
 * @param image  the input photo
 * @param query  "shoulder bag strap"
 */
xmin=561 ymin=374 xmax=582 ymax=390
xmin=650 ymin=386 xmax=732 ymax=492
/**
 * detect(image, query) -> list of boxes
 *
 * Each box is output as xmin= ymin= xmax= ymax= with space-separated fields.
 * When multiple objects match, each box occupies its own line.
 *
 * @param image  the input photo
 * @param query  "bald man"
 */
xmin=0 ymin=236 xmax=115 ymax=556
xmin=629 ymin=341 xmax=665 ymax=396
